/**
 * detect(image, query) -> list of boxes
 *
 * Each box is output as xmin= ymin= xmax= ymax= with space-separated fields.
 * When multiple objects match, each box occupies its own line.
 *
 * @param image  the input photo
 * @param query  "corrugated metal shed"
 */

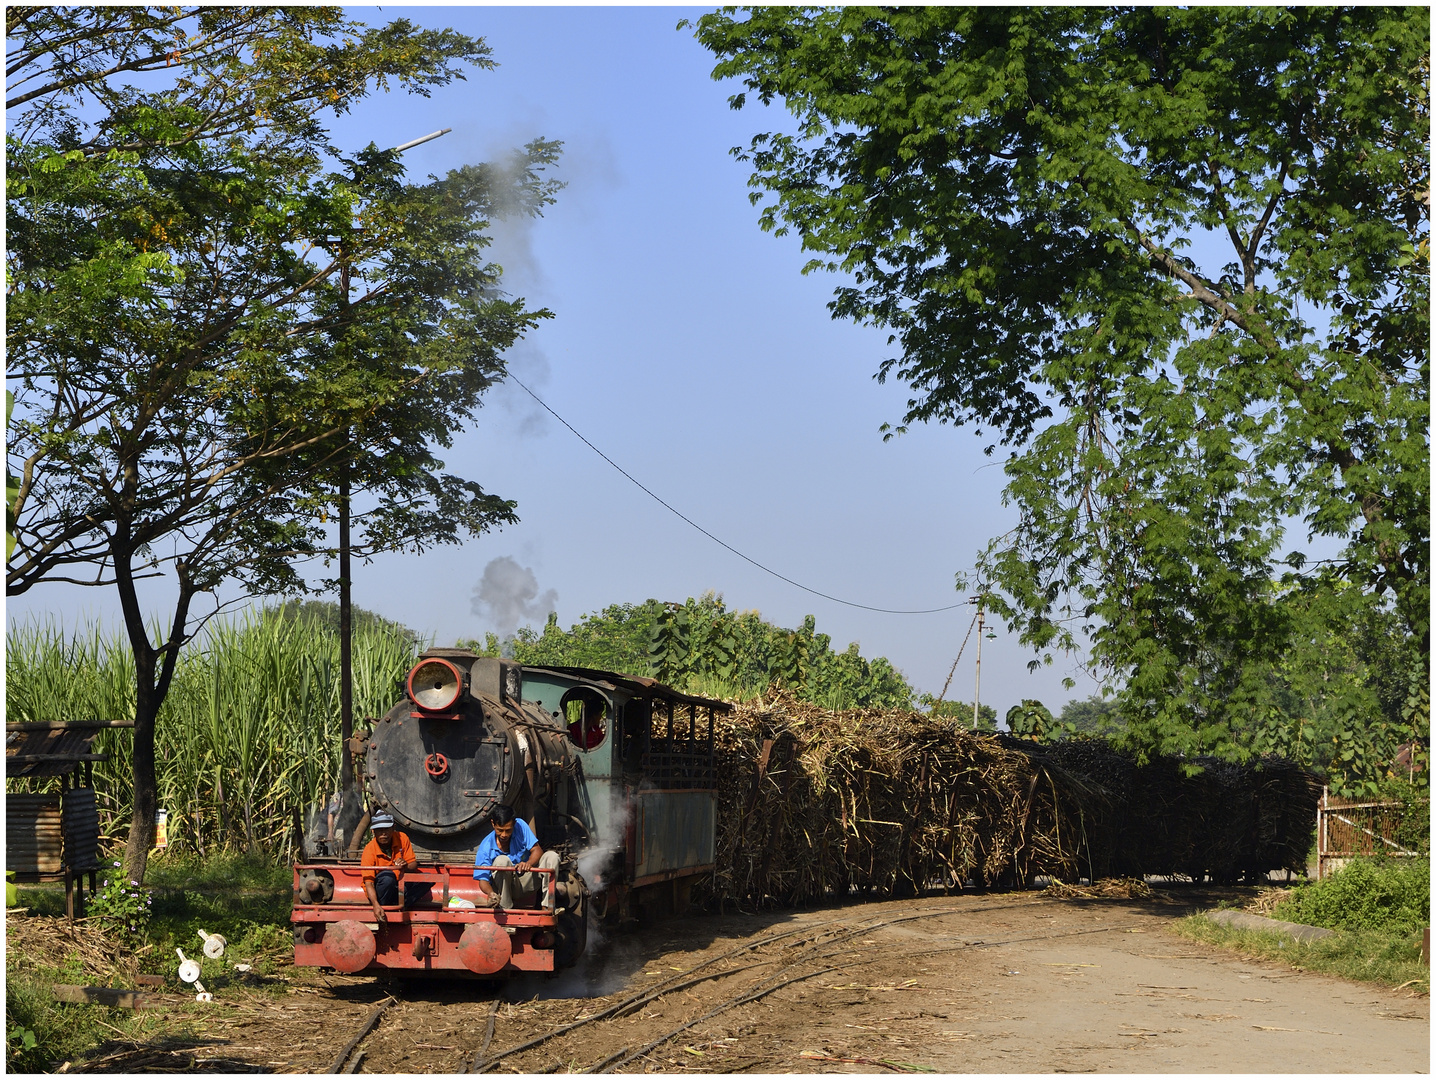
xmin=62 ymin=787 xmax=102 ymax=873
xmin=7 ymin=792 xmax=64 ymax=875
xmin=6 ymin=721 xmax=127 ymax=919
xmin=6 ymin=723 xmax=108 ymax=778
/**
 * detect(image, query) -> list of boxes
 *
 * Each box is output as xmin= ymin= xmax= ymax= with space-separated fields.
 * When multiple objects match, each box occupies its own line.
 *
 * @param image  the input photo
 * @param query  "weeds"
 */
xmin=87 ymin=860 xmax=154 ymax=944
xmin=1175 ymin=914 xmax=1429 ymax=993
xmin=1179 ymin=858 xmax=1431 ymax=992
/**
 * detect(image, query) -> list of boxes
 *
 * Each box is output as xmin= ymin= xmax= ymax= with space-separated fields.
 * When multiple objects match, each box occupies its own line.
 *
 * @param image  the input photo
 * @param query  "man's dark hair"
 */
xmin=490 ymin=804 xmax=516 ymax=826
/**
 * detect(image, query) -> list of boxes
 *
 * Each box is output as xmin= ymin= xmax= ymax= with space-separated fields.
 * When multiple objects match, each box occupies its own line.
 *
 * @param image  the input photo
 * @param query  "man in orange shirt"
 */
xmin=360 ymin=811 xmax=418 ymax=924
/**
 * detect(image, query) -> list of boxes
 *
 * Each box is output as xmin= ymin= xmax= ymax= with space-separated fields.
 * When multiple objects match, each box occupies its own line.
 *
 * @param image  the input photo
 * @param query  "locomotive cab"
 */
xmin=521 ymin=666 xmax=725 ymax=923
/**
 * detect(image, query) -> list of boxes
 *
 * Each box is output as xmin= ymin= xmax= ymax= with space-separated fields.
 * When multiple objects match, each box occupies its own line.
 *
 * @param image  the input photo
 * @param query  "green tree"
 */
xmin=1057 ymin=695 xmax=1124 ymax=737
xmin=1240 ymin=585 xmax=1425 ymax=795
xmin=920 ymin=696 xmax=997 ymax=732
xmin=463 ymin=593 xmax=914 ymax=709
xmin=693 ymin=7 xmax=1428 ymax=761
xmin=6 ymin=8 xmax=560 ymax=881
xmin=1004 ymin=699 xmax=1055 ymax=741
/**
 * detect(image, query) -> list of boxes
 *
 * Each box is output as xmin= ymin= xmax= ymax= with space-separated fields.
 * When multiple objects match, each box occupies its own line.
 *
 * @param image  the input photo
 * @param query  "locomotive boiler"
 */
xmin=291 ymin=650 xmax=729 ymax=977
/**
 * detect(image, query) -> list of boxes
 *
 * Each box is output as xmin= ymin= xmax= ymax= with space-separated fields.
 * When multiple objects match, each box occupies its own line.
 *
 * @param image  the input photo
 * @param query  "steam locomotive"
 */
xmin=291 ymin=650 xmax=728 ymax=977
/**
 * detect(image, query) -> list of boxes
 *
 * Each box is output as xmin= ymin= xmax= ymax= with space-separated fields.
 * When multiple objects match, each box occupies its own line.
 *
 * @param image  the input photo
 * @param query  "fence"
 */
xmin=1316 ymin=786 xmax=1427 ymax=879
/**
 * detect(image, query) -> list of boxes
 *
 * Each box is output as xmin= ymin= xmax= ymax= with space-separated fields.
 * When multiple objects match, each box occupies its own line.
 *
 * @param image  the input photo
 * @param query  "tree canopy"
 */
xmin=462 ymin=593 xmax=915 ymax=710
xmin=6 ymin=7 xmax=561 ymax=878
xmin=693 ymin=6 xmax=1429 ymax=770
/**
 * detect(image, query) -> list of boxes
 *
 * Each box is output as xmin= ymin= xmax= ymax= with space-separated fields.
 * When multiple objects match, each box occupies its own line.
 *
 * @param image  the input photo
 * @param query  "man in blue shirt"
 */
xmin=473 ymin=804 xmax=561 ymax=910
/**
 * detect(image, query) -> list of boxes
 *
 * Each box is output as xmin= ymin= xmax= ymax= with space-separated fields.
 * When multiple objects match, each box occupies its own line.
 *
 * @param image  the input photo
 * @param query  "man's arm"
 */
xmin=516 ymin=841 xmax=544 ymax=872
xmin=472 ymin=839 xmax=498 ymax=905
xmin=396 ymin=836 xmax=419 ymax=874
xmin=362 ymin=877 xmax=386 ymax=923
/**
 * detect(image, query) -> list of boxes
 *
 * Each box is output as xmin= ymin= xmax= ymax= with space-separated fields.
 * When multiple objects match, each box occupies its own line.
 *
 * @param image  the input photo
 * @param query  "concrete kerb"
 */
xmin=1205 ymin=908 xmax=1336 ymax=942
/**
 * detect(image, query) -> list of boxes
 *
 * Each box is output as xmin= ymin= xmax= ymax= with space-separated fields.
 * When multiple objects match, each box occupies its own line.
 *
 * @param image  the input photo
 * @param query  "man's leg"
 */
xmin=512 ymin=851 xmax=562 ymax=909
xmin=374 ymin=869 xmax=399 ymax=906
xmin=538 ymin=851 xmax=561 ymax=910
xmin=490 ymin=854 xmax=516 ymax=908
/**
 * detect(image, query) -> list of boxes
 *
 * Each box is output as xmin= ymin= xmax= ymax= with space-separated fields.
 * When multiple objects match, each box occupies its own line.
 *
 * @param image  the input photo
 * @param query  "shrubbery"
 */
xmin=89 ymin=860 xmax=153 ymax=944
xmin=1274 ymin=857 xmax=1430 ymax=936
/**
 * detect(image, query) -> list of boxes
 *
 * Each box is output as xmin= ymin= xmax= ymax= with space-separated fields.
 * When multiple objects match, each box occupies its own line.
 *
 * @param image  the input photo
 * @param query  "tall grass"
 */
xmin=6 ymin=610 xmax=419 ymax=856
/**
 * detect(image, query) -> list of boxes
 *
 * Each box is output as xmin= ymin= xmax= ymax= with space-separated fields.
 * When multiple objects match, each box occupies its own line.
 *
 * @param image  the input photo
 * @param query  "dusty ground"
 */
xmin=45 ymin=889 xmax=1431 ymax=1074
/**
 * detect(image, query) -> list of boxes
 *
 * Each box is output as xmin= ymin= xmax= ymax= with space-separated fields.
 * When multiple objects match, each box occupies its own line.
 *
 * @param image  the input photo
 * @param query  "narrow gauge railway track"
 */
xmin=468 ymin=899 xmax=1125 ymax=1074
xmin=317 ymin=910 xmax=872 ymax=1074
xmin=314 ymin=898 xmax=1103 ymax=1074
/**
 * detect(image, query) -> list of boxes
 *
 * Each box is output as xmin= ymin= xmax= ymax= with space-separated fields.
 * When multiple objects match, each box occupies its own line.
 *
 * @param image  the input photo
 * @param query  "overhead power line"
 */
xmin=506 ymin=375 xmax=967 ymax=615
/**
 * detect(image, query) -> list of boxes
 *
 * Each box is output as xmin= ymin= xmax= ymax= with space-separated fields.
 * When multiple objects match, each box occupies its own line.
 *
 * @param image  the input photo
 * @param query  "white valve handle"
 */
xmin=176 ymin=947 xmax=202 ymax=984
xmin=198 ymin=929 xmax=227 ymax=959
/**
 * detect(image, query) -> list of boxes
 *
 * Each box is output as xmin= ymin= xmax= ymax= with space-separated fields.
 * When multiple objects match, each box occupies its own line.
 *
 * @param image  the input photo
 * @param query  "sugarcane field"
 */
xmin=6 ymin=4 xmax=1430 ymax=1076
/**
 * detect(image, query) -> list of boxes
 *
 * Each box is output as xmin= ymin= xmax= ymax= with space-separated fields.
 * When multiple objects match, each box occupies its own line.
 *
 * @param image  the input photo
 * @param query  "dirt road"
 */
xmin=73 ymin=890 xmax=1429 ymax=1073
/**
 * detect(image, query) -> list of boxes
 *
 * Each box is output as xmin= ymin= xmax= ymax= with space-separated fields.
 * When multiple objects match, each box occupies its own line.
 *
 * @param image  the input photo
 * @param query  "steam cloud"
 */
xmin=471 ymin=556 xmax=558 ymax=639
xmin=495 ymin=341 xmax=551 ymax=437
xmin=483 ymin=145 xmax=553 ymax=436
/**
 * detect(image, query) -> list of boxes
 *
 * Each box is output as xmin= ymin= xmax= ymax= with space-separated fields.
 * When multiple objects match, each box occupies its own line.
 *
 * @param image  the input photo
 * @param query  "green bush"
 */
xmin=1274 ymin=857 xmax=1430 ymax=935
xmin=1370 ymin=781 xmax=1431 ymax=855
xmin=88 ymin=860 xmax=154 ymax=943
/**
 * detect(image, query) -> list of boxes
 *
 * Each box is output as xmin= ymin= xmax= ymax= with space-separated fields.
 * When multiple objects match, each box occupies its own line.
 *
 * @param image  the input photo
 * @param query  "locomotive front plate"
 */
xmin=366 ymin=705 xmax=517 ymax=835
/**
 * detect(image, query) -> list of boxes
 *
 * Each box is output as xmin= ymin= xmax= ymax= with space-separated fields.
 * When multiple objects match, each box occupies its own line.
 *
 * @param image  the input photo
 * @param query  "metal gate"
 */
xmin=1316 ymin=786 xmax=1426 ymax=879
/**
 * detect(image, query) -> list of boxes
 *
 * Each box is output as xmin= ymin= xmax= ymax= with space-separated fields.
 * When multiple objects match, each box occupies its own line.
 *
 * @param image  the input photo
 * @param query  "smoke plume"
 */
xmin=471 ymin=556 xmax=558 ymax=639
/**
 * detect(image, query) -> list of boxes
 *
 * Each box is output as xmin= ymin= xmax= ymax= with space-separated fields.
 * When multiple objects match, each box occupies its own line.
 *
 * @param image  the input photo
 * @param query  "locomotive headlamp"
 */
xmin=407 ymin=657 xmax=464 ymax=712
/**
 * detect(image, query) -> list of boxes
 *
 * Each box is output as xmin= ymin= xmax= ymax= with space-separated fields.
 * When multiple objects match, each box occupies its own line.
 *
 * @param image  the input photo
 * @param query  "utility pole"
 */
xmin=337 ymin=127 xmax=451 ymax=798
xmin=972 ymin=595 xmax=985 ymax=731
xmin=338 ymin=457 xmax=353 ymax=790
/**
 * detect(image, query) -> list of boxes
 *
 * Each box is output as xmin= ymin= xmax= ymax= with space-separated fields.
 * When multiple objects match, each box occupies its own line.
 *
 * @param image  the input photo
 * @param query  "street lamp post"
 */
xmin=972 ymin=595 xmax=985 ymax=731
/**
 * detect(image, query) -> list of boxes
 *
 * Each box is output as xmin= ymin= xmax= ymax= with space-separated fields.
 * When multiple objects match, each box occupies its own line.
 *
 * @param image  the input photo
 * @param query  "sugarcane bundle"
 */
xmin=701 ymin=695 xmax=1321 ymax=908
xmin=704 ymin=697 xmax=1070 ymax=907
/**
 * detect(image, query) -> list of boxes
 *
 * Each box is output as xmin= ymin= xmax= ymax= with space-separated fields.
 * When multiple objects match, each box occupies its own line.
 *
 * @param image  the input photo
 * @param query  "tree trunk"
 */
xmin=113 ymin=528 xmax=196 ymax=885
xmin=122 ymin=657 xmax=160 ymax=885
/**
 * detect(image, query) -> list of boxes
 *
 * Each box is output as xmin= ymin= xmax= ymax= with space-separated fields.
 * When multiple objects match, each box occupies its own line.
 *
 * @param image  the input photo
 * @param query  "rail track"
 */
xmin=429 ymin=898 xmax=1137 ymax=1074
xmin=321 ymin=901 xmax=1017 ymax=1073
xmin=58 ymin=887 xmax=1428 ymax=1074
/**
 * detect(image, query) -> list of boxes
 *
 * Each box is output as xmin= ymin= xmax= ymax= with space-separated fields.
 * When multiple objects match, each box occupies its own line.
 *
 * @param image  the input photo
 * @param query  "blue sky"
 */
xmin=8 ymin=6 xmax=1110 ymax=717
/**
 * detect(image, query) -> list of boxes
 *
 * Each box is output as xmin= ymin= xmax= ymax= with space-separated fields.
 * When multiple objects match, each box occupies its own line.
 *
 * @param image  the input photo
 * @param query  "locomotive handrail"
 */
xmin=473 ymin=863 xmax=558 ymax=907
xmin=295 ymin=862 xmax=558 ymax=911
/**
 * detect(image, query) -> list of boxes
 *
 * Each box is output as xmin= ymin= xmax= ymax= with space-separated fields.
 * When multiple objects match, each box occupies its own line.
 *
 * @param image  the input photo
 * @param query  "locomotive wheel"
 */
xmin=555 ymin=906 xmax=588 ymax=969
xmin=594 ymin=885 xmax=625 ymax=926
